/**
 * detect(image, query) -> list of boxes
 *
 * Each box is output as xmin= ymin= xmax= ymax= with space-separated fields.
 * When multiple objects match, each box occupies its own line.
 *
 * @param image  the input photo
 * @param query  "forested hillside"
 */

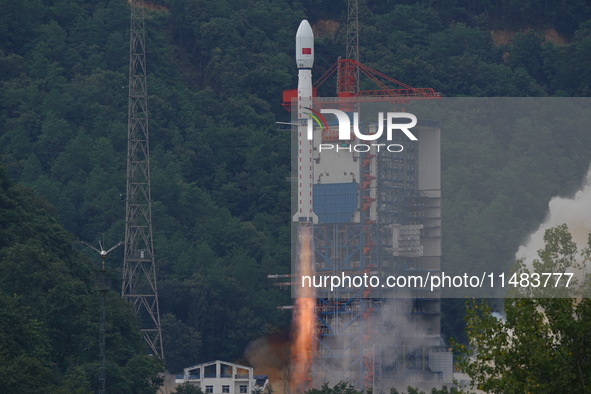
xmin=0 ymin=167 xmax=163 ymax=393
xmin=2 ymin=0 xmax=591 ymax=378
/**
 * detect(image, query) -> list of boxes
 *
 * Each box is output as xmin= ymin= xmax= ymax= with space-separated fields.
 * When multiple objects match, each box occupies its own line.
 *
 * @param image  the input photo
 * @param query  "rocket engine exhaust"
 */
xmin=291 ymin=224 xmax=316 ymax=393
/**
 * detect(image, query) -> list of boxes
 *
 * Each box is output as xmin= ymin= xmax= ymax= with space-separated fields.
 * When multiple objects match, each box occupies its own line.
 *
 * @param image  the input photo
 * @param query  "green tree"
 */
xmin=304 ymin=382 xmax=459 ymax=394
xmin=455 ymin=225 xmax=591 ymax=393
xmin=389 ymin=387 xmax=460 ymax=394
xmin=173 ymin=382 xmax=204 ymax=394
xmin=0 ymin=165 xmax=163 ymax=392
xmin=305 ymin=381 xmax=362 ymax=394
xmin=121 ymin=355 xmax=165 ymax=394
xmin=161 ymin=313 xmax=202 ymax=373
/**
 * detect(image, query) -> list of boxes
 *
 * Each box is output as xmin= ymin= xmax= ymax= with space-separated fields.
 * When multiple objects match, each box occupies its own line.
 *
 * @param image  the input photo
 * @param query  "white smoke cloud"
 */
xmin=516 ymin=166 xmax=591 ymax=279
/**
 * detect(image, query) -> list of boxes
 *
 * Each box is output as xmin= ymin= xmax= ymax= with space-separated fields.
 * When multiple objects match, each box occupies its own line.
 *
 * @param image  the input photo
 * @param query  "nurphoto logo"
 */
xmin=304 ymin=108 xmax=418 ymax=152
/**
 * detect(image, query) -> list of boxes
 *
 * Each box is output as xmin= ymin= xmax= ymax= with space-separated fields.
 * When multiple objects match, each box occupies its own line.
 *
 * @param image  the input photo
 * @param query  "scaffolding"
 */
xmin=372 ymin=122 xmax=443 ymax=391
xmin=313 ymin=223 xmax=370 ymax=387
xmin=311 ymin=120 xmax=446 ymax=392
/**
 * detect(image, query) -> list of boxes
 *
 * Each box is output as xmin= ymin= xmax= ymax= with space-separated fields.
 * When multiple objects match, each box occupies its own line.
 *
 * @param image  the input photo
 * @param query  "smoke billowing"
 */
xmin=245 ymin=335 xmax=291 ymax=394
xmin=517 ymin=166 xmax=591 ymax=274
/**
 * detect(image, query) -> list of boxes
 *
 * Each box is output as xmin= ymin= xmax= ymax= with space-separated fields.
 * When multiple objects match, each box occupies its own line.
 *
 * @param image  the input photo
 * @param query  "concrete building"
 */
xmin=175 ymin=360 xmax=268 ymax=394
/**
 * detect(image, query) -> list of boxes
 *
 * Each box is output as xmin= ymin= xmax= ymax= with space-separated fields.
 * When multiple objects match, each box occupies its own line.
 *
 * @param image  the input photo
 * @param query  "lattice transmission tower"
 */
xmin=337 ymin=0 xmax=360 ymax=96
xmin=345 ymin=0 xmax=360 ymax=73
xmin=122 ymin=0 xmax=164 ymax=359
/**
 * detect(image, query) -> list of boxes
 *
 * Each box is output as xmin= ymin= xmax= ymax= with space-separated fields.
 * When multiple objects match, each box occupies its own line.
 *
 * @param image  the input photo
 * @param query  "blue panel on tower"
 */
xmin=313 ymin=183 xmax=358 ymax=223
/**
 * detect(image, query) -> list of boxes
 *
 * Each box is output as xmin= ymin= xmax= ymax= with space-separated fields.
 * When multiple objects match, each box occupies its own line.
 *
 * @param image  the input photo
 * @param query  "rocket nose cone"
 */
xmin=296 ymin=19 xmax=314 ymax=68
xmin=296 ymin=19 xmax=313 ymax=39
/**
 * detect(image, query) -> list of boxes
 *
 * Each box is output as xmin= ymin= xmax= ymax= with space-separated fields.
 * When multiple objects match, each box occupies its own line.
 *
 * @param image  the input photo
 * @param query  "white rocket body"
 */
xmin=293 ymin=20 xmax=318 ymax=223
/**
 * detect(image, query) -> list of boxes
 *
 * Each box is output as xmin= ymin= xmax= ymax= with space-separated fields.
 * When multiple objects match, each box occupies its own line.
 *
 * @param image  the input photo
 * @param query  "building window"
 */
xmin=205 ymin=386 xmax=213 ymax=393
xmin=222 ymin=385 xmax=230 ymax=393
xmin=240 ymin=385 xmax=248 ymax=393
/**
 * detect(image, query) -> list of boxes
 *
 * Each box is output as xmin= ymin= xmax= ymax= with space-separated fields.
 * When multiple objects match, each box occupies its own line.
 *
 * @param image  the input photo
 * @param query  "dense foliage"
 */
xmin=456 ymin=225 xmax=591 ymax=393
xmin=1 ymin=0 xmax=591 ymax=379
xmin=173 ymin=382 xmax=204 ymax=394
xmin=303 ymin=381 xmax=460 ymax=394
xmin=0 ymin=167 xmax=163 ymax=393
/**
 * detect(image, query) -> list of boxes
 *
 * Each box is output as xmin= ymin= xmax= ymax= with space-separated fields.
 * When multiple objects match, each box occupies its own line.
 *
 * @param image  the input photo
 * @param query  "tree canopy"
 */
xmin=303 ymin=381 xmax=461 ymax=394
xmin=456 ymin=225 xmax=591 ymax=393
xmin=0 ymin=166 xmax=164 ymax=392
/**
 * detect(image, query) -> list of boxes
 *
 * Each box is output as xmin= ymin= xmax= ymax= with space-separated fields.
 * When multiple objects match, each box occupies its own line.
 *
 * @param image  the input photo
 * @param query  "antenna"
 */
xmin=82 ymin=240 xmax=123 ymax=269
xmin=122 ymin=0 xmax=164 ymax=359
xmin=83 ymin=240 xmax=123 ymax=394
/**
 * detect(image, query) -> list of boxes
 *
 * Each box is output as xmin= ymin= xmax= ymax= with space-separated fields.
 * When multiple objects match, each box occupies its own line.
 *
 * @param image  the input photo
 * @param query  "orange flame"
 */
xmin=291 ymin=225 xmax=316 ymax=393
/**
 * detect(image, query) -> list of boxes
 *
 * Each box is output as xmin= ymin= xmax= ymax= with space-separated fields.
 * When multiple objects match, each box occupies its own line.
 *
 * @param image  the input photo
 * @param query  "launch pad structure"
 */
xmin=284 ymin=17 xmax=452 ymax=392
xmin=307 ymin=115 xmax=450 ymax=391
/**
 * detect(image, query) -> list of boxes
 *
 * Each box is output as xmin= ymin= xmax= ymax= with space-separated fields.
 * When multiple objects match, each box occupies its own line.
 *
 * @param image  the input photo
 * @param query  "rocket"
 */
xmin=293 ymin=20 xmax=318 ymax=223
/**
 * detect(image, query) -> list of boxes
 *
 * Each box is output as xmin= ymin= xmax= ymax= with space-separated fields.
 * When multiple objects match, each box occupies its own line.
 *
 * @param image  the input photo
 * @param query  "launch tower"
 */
xmin=285 ymin=16 xmax=451 ymax=391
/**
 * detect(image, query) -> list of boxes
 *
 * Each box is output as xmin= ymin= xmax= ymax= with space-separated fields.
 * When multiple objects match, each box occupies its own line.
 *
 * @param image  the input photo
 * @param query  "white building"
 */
xmin=175 ymin=360 xmax=268 ymax=394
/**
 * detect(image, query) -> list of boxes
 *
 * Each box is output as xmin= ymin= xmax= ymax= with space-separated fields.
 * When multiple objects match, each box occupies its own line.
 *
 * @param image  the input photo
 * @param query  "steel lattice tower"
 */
xmin=98 ymin=270 xmax=108 ymax=394
xmin=337 ymin=0 xmax=360 ymax=96
xmin=83 ymin=240 xmax=122 ymax=394
xmin=345 ymin=0 xmax=359 ymax=68
xmin=122 ymin=0 xmax=164 ymax=359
